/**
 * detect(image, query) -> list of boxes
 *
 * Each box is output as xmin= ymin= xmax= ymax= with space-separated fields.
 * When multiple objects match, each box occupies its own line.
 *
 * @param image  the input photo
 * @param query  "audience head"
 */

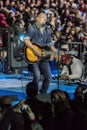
xmin=51 ymin=89 xmax=66 ymax=104
xmin=51 ymin=89 xmax=71 ymax=116
xmin=74 ymin=84 xmax=87 ymax=104
xmin=26 ymin=82 xmax=38 ymax=98
xmin=0 ymin=96 xmax=12 ymax=108
xmin=0 ymin=13 xmax=9 ymax=27
xmin=62 ymin=54 xmax=73 ymax=65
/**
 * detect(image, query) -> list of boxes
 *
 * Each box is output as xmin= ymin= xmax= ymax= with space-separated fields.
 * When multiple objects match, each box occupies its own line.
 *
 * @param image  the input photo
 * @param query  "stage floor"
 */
xmin=0 ymin=72 xmax=78 ymax=104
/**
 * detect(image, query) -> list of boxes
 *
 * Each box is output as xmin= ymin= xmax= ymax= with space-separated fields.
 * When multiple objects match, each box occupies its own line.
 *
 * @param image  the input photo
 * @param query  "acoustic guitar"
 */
xmin=25 ymin=43 xmax=58 ymax=63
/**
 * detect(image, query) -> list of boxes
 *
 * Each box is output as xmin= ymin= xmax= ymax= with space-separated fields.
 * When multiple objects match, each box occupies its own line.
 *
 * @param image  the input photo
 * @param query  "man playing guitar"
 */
xmin=24 ymin=11 xmax=57 ymax=94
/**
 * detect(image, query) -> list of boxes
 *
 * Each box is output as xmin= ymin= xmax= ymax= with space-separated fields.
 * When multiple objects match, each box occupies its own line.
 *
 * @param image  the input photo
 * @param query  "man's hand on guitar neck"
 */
xmin=34 ymin=49 xmax=46 ymax=58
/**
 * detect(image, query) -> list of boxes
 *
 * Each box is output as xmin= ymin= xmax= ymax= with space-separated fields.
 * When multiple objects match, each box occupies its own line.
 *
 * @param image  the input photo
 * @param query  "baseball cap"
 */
xmin=62 ymin=54 xmax=71 ymax=64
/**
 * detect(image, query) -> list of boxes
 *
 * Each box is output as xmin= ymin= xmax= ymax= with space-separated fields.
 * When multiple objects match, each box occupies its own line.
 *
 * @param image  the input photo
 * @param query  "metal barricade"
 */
xmin=68 ymin=42 xmax=87 ymax=62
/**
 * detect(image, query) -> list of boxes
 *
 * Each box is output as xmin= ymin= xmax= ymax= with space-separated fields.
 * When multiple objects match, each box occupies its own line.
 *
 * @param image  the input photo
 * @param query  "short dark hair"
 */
xmin=26 ymin=82 xmax=38 ymax=97
xmin=37 ymin=11 xmax=46 ymax=17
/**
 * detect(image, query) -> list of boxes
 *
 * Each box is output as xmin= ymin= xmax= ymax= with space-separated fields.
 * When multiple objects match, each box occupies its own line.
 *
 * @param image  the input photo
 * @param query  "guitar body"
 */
xmin=25 ymin=43 xmax=51 ymax=63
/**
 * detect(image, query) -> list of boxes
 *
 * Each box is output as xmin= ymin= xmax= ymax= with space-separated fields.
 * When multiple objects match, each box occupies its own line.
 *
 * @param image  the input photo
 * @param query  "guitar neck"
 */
xmin=46 ymin=50 xmax=58 ymax=56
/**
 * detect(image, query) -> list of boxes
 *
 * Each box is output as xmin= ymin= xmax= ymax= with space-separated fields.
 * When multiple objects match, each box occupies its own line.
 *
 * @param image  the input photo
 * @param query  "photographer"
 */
xmin=60 ymin=54 xmax=85 ymax=81
xmin=13 ymin=81 xmax=44 ymax=130
xmin=21 ymin=104 xmax=43 ymax=130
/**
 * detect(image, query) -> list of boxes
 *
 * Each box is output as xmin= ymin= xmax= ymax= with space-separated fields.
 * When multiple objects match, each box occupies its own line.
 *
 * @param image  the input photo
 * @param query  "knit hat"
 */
xmin=62 ymin=54 xmax=71 ymax=64
xmin=0 ymin=13 xmax=8 ymax=27
xmin=0 ymin=13 xmax=5 ymax=20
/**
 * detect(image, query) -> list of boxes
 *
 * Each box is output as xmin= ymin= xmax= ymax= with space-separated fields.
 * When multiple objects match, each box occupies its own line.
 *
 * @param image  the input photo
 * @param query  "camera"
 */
xmin=21 ymin=105 xmax=28 ymax=111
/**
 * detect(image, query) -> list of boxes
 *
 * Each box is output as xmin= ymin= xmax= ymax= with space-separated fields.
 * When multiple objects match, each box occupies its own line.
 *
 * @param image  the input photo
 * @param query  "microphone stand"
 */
xmin=57 ymin=41 xmax=60 ymax=89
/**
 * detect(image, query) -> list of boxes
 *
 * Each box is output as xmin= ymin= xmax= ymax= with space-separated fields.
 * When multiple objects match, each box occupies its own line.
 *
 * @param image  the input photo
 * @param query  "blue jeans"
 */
xmin=31 ymin=61 xmax=52 ymax=93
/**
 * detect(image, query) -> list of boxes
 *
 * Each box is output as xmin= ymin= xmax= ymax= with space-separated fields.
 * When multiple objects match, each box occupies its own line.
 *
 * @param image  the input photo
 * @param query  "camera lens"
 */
xmin=21 ymin=105 xmax=28 ymax=111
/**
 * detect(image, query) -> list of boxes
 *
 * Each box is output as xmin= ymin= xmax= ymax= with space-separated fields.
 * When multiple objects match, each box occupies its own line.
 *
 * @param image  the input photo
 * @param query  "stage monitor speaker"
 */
xmin=8 ymin=40 xmax=28 ymax=69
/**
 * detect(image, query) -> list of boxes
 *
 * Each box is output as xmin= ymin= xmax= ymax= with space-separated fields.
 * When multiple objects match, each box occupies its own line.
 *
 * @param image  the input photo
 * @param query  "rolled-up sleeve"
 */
xmin=24 ymin=26 xmax=35 ymax=41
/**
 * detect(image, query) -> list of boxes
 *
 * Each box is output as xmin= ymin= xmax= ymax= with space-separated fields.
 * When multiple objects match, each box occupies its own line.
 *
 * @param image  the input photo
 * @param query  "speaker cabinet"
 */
xmin=8 ymin=40 xmax=28 ymax=69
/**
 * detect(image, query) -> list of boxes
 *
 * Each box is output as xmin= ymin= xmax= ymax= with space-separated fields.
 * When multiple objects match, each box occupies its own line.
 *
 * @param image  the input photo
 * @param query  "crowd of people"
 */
xmin=0 ymin=0 xmax=87 ymax=46
xmin=0 ymin=82 xmax=87 ymax=130
xmin=0 ymin=0 xmax=87 ymax=129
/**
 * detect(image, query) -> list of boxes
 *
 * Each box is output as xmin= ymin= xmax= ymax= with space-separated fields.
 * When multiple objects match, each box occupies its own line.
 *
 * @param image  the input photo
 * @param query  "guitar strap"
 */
xmin=30 ymin=25 xmax=37 ymax=41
